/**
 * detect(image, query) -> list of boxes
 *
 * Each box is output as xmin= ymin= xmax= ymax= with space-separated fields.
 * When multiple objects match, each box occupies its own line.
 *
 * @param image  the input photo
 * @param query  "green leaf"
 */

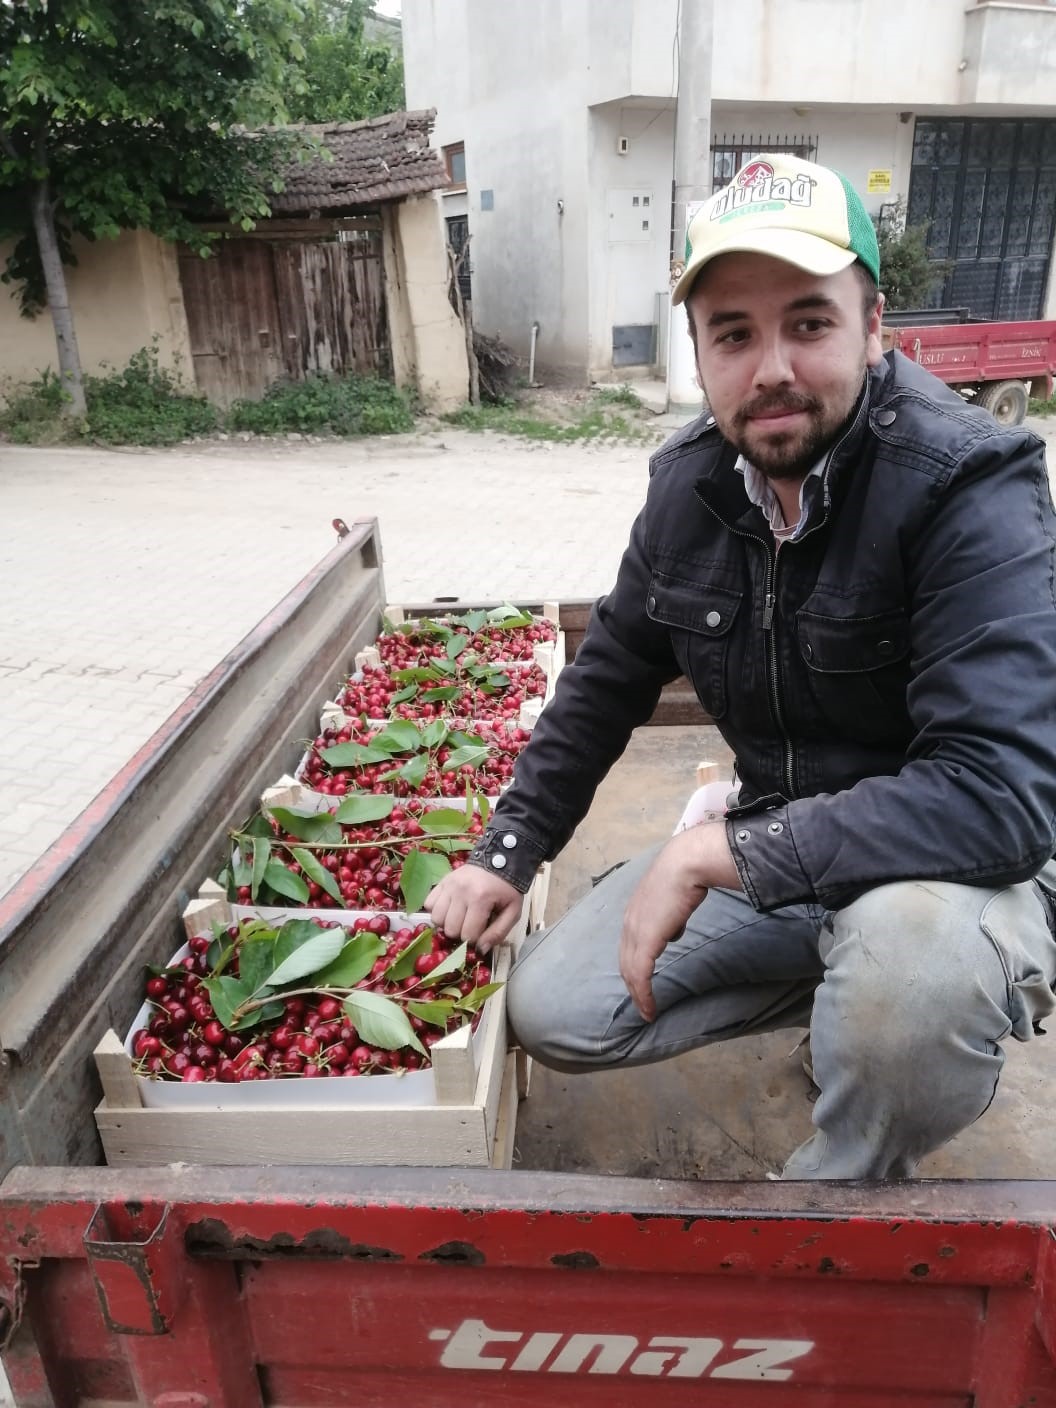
xmin=268 ymin=808 xmax=343 ymax=844
xmin=230 ymin=849 xmax=252 ymax=888
xmin=267 ymin=929 xmax=347 ymax=986
xmin=291 ymin=847 xmax=345 ymax=906
xmin=419 ymin=808 xmax=472 ymax=835
xmin=389 ymin=684 xmax=419 ymax=705
xmin=263 ymin=861 xmax=310 ymax=903
xmin=456 ymin=981 xmax=503 ymax=1012
xmin=487 ymin=604 xmax=533 ymax=626
xmin=342 ymin=990 xmax=426 ymax=1054
xmin=441 ymin=745 xmax=490 ymax=773
xmin=400 ymin=849 xmax=452 ymax=913
xmin=244 ymin=812 xmax=275 ymax=838
xmin=445 ymin=632 xmax=469 ymax=660
xmin=321 ymin=742 xmax=393 ymax=768
xmin=419 ymin=686 xmax=461 ymax=705
xmin=461 ymin=610 xmax=487 ymax=633
xmin=483 ymin=671 xmax=511 ymax=689
xmin=405 ymin=998 xmax=458 ymax=1028
xmin=383 ymin=929 xmax=434 ymax=980
xmin=237 ymin=932 xmax=276 ymax=995
xmin=270 ymin=918 xmax=325 ymax=969
xmin=426 ymin=837 xmax=474 ymax=853
xmin=334 ymin=794 xmax=395 ymax=825
xmin=419 ymin=718 xmax=450 ymax=749
xmin=404 ymin=753 xmax=433 ymax=788
xmin=393 ymin=666 xmax=445 ymax=685
xmin=430 ymin=658 xmax=457 ymax=676
xmin=375 ymin=719 xmax=422 ymax=752
xmin=314 ymin=932 xmax=386 ymax=987
xmin=420 ymin=940 xmax=469 ymax=986
xmin=448 ymin=729 xmax=486 ymax=748
xmin=202 ymin=975 xmax=255 ymax=1031
xmin=477 ymin=791 xmax=491 ymax=827
xmin=250 ymin=837 xmax=270 ymax=903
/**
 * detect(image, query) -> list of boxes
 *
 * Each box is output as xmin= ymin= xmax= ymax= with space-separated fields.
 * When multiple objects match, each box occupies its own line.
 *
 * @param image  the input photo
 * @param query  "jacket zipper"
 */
xmin=762 ymin=543 xmax=796 ymax=797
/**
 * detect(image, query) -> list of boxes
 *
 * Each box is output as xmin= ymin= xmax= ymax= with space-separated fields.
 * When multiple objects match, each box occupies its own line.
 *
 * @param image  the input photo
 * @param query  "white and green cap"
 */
xmin=672 ymin=153 xmax=881 ymax=305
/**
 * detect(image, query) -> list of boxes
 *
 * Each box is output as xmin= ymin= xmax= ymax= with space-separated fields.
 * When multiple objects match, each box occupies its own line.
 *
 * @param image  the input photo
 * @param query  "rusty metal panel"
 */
xmin=3 ymin=1167 xmax=1056 ymax=1404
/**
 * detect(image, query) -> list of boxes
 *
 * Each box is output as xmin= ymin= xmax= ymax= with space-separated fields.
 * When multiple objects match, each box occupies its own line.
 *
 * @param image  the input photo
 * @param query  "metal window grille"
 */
xmin=710 ymin=134 xmax=819 ymax=192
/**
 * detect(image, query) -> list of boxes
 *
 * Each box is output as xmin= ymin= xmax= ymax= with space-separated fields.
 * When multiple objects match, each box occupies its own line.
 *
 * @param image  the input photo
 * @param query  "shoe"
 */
xmin=790 ymin=1033 xmax=817 ymax=1087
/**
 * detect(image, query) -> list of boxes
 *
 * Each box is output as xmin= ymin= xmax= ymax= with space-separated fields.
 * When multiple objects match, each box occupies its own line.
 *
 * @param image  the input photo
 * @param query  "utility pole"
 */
xmin=666 ymin=0 xmax=714 ymax=415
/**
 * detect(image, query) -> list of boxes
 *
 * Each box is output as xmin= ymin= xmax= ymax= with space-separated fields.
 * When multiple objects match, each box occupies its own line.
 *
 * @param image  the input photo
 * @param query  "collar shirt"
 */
xmin=735 ymin=454 xmax=826 ymax=543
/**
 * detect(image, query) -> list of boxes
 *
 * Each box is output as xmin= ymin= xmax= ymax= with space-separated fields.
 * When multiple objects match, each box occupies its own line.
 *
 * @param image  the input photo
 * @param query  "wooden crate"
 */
xmin=93 ymin=944 xmax=514 ymax=1169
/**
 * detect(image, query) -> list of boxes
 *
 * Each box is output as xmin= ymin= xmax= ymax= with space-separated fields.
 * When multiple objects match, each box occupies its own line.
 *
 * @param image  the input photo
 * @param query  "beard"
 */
xmin=710 ymin=368 xmax=866 ymax=482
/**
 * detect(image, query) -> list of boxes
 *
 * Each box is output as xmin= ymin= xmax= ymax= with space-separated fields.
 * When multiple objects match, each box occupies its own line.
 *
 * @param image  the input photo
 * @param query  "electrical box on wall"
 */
xmin=606 ymin=189 xmax=654 ymax=243
xmin=617 ymin=136 xmax=629 ymax=156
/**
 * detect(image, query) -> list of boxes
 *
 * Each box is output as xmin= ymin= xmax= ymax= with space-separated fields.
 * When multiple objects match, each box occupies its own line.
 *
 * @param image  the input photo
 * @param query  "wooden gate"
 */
xmin=178 ymin=220 xmax=390 ymax=406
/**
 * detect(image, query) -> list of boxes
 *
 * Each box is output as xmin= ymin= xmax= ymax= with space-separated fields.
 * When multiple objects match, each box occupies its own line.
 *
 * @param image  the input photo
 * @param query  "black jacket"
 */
xmin=471 ymin=352 xmax=1056 ymax=912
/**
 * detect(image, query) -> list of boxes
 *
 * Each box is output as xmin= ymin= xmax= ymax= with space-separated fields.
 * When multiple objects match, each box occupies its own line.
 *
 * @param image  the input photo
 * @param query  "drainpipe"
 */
xmin=528 ymin=321 xmax=541 ymax=387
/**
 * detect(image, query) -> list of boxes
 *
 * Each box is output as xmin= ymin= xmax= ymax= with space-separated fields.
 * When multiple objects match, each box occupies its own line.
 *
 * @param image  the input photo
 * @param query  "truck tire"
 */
xmin=976 ymin=379 xmax=1029 ymax=426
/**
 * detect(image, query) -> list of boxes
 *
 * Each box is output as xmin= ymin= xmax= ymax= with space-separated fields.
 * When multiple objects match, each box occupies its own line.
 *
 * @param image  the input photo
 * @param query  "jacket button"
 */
xmin=876 ymin=409 xmax=896 ymax=426
xmin=877 ymin=639 xmax=894 ymax=656
xmin=502 ymin=833 xmax=517 ymax=849
xmin=803 ymin=642 xmax=813 ymax=660
xmin=648 ymin=594 xmax=657 ymax=612
xmin=706 ymin=610 xmax=721 ymax=628
xmin=491 ymin=854 xmax=508 ymax=870
xmin=768 ymin=821 xmax=784 ymax=834
xmin=736 ymin=829 xmax=751 ymax=842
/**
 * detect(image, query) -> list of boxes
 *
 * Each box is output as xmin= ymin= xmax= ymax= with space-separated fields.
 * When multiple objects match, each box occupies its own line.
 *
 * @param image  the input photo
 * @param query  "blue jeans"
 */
xmin=506 ymin=849 xmax=1056 ymax=1178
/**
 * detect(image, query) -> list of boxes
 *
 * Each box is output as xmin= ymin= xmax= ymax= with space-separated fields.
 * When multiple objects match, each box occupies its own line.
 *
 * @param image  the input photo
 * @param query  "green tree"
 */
xmin=285 ymin=0 xmax=405 ymax=124
xmin=0 ymin=0 xmax=312 ymax=417
xmin=876 ymin=199 xmax=951 ymax=312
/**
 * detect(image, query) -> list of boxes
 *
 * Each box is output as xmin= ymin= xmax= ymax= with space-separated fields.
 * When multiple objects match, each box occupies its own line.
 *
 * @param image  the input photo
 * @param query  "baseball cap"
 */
xmin=672 ymin=153 xmax=881 ymax=305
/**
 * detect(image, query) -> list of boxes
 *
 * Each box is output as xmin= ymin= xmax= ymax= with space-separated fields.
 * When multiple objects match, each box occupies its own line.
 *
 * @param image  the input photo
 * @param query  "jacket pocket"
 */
xmin=795 ymin=606 xmax=912 ymax=742
xmin=647 ymin=573 xmax=743 ymax=719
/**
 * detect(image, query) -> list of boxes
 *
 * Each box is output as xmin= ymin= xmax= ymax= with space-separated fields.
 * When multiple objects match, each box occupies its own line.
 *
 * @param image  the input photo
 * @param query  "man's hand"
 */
xmin=619 ymin=824 xmax=739 ymax=1022
xmin=425 ymin=864 xmax=524 ymax=953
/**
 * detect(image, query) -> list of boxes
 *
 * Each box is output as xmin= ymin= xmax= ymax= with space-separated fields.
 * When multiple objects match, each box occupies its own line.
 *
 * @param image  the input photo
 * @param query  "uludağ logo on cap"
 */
xmin=737 ymin=160 xmax=775 ymax=190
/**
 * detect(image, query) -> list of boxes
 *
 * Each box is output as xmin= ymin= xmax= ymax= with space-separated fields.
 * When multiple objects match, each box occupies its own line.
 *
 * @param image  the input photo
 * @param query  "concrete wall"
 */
xmin=711 ymin=105 xmax=915 ymax=217
xmin=391 ymin=194 xmax=470 ymax=413
xmin=403 ymin=0 xmax=681 ymax=376
xmin=713 ymin=0 xmax=968 ymax=107
xmin=961 ymin=3 xmax=1056 ymax=107
xmin=587 ymin=102 xmax=675 ymax=379
xmin=0 ymin=230 xmax=193 ymax=399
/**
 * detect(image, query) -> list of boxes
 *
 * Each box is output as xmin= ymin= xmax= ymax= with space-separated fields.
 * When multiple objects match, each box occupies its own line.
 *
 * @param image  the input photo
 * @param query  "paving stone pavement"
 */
xmin=2 ymin=415 xmax=1054 ymax=904
xmin=0 ymin=425 xmax=661 ymax=900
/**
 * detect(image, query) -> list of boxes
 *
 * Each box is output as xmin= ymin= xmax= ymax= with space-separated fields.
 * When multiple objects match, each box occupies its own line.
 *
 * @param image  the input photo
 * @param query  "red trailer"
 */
xmin=883 ymin=315 xmax=1056 ymax=425
xmin=3 ymin=521 xmax=1056 ymax=1405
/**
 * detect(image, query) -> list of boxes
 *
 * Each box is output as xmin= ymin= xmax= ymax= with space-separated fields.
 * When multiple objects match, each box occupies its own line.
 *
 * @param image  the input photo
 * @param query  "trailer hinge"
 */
xmin=84 ymin=1201 xmax=182 ymax=1336
xmin=0 ymin=1255 xmax=39 ymax=1352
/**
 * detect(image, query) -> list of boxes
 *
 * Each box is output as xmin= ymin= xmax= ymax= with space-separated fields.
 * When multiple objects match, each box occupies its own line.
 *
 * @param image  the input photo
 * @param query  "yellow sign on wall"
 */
xmin=867 ymin=169 xmax=893 ymax=194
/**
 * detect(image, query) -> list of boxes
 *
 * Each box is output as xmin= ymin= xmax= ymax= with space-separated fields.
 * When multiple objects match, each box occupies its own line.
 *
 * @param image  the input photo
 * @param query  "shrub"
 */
xmin=876 ymin=199 xmax=951 ymax=312
xmin=228 ymin=372 xmax=414 ymax=436
xmin=0 ymin=369 xmax=70 ymax=444
xmin=83 ymin=347 xmax=217 ymax=446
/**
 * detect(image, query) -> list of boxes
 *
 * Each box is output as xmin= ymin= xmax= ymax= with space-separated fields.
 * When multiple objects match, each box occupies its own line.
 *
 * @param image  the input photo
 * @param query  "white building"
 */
xmin=402 ymin=0 xmax=1056 ymax=383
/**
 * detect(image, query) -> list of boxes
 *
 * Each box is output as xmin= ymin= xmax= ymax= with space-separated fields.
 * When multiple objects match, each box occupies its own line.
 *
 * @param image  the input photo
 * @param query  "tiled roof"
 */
xmin=270 ymin=109 xmax=449 ymax=213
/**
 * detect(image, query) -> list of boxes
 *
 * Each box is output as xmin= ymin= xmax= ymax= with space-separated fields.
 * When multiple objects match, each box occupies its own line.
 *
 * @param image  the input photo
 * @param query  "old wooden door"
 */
xmin=178 ymin=224 xmax=390 ymax=407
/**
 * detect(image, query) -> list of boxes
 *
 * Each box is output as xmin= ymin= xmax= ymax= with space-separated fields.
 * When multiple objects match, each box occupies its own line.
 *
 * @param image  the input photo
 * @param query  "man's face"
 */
xmin=686 ymin=254 xmax=884 ymax=481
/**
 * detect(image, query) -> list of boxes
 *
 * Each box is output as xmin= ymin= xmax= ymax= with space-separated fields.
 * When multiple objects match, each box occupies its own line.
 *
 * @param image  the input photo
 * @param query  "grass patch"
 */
xmin=443 ymin=389 xmax=654 ymax=444
xmin=0 ymin=348 xmax=217 ymax=446
xmin=1028 ymin=394 xmax=1056 ymax=418
xmin=228 ymin=373 xmax=414 ymax=436
xmin=0 ymin=356 xmax=414 ymax=446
